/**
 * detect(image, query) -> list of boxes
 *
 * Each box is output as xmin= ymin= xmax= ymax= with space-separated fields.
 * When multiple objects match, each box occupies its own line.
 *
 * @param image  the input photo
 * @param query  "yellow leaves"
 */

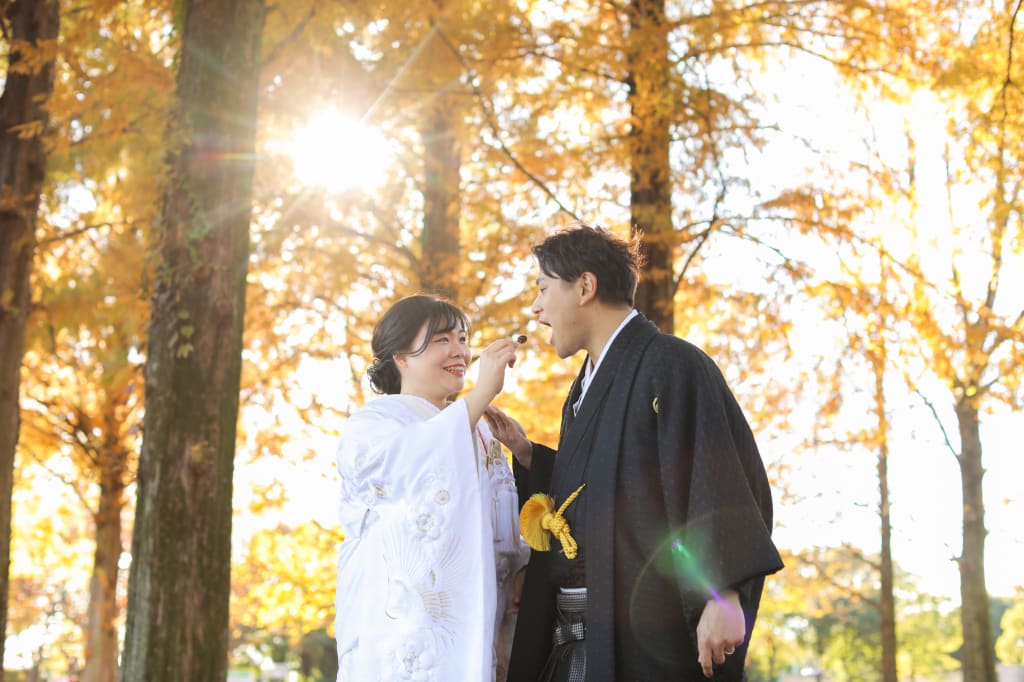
xmin=995 ymin=587 xmax=1024 ymax=665
xmin=8 ymin=470 xmax=96 ymax=640
xmin=7 ymin=38 xmax=59 ymax=76
xmin=7 ymin=119 xmax=46 ymax=140
xmin=247 ymin=479 xmax=288 ymax=515
xmin=231 ymin=522 xmax=342 ymax=640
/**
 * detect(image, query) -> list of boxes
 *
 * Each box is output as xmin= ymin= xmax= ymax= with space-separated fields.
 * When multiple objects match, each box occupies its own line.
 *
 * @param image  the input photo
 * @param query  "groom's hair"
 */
xmin=532 ymin=223 xmax=643 ymax=306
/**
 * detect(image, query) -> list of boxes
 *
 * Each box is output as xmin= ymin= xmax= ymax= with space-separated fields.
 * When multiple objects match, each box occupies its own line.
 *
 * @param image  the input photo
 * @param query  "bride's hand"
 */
xmin=464 ymin=338 xmax=522 ymax=425
xmin=473 ymin=337 xmax=524 ymax=399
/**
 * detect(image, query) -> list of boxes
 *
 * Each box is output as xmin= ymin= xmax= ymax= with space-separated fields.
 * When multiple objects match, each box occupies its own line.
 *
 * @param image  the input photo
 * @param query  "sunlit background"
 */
xmin=274 ymin=108 xmax=393 ymax=193
xmin=7 ymin=0 xmax=1022 ymax=680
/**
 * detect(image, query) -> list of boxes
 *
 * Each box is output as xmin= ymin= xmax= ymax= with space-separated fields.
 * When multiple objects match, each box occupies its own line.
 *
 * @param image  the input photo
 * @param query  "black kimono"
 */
xmin=509 ymin=314 xmax=784 ymax=682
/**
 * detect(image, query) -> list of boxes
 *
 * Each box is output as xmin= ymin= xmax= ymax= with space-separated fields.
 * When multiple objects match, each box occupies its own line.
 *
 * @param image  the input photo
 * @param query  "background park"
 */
xmin=0 ymin=0 xmax=1022 ymax=680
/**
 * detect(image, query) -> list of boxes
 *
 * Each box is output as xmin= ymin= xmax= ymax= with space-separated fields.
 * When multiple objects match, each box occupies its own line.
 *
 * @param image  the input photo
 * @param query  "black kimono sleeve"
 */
xmin=513 ymin=442 xmax=556 ymax=510
xmin=652 ymin=342 xmax=783 ymax=619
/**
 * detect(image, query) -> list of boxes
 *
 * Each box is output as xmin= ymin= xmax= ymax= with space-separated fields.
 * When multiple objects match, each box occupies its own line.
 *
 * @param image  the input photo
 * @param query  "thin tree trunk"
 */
xmin=872 ymin=347 xmax=898 ymax=682
xmin=420 ymin=96 xmax=461 ymax=301
xmin=627 ymin=0 xmax=674 ymax=332
xmin=0 ymin=2 xmax=59 ymax=676
xmin=956 ymin=396 xmax=996 ymax=682
xmin=82 ymin=443 xmax=127 ymax=682
xmin=120 ymin=0 xmax=265 ymax=679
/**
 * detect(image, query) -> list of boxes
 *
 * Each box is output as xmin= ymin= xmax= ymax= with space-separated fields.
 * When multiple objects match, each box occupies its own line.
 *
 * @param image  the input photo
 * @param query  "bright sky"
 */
xmin=719 ymin=53 xmax=1024 ymax=599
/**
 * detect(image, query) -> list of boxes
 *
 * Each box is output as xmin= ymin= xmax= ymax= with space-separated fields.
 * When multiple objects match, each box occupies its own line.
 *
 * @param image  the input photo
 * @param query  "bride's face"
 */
xmin=396 ymin=322 xmax=471 ymax=408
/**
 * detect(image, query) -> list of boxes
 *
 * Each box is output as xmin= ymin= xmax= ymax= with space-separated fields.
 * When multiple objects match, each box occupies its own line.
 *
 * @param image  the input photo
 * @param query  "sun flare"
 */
xmin=285 ymin=109 xmax=392 ymax=192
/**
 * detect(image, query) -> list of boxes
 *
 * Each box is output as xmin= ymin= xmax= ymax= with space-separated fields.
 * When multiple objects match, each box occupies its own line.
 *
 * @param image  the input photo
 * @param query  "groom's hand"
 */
xmin=696 ymin=588 xmax=745 ymax=677
xmin=484 ymin=405 xmax=532 ymax=469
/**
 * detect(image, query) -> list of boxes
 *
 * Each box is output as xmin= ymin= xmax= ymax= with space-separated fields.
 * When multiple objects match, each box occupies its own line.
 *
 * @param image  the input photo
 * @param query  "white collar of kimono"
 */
xmin=391 ymin=393 xmax=488 ymax=442
xmin=574 ymin=308 xmax=638 ymax=415
xmin=391 ymin=393 xmax=443 ymax=420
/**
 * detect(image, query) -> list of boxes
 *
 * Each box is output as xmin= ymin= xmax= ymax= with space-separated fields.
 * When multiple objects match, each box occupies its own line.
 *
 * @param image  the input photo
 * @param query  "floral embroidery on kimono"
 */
xmin=334 ymin=395 xmax=529 ymax=682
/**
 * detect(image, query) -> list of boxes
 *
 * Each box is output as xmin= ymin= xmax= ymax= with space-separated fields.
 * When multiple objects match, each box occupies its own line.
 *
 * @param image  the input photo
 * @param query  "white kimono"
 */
xmin=334 ymin=394 xmax=531 ymax=682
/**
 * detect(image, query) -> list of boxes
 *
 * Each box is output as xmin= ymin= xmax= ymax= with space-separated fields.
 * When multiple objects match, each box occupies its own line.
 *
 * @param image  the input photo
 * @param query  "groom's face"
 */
xmin=532 ymin=270 xmax=586 ymax=359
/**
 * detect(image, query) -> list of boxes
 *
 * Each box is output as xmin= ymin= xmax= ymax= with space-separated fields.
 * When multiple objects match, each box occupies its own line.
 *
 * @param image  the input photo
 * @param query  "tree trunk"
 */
xmin=956 ymin=396 xmax=996 ymax=682
xmin=626 ymin=0 xmax=674 ymax=332
xmin=82 ymin=442 xmax=127 ymax=682
xmin=872 ymin=348 xmax=898 ymax=682
xmin=420 ymin=97 xmax=461 ymax=301
xmin=0 ymin=1 xmax=59 ymax=676
xmin=120 ymin=1 xmax=265 ymax=679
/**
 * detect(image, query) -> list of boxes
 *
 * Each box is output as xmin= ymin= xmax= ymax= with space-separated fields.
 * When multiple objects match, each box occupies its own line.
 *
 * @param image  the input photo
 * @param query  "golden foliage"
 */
xmin=230 ymin=522 xmax=343 ymax=643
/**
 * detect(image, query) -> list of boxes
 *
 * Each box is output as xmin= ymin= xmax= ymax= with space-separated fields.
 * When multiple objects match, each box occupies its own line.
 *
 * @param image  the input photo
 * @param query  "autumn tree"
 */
xmin=625 ymin=0 xmax=673 ymax=329
xmin=735 ymin=4 xmax=1017 ymax=681
xmin=791 ymin=4 xmax=1021 ymax=677
xmin=120 ymin=0 xmax=266 ymax=679
xmin=482 ymin=0 xmax=959 ymax=337
xmin=9 ymin=3 xmax=179 ymax=680
xmin=818 ymin=8 xmax=1024 ymax=680
xmin=240 ymin=0 xmax=561 ymax=447
xmin=806 ymin=249 xmax=906 ymax=682
xmin=0 ymin=0 xmax=59 ymax=675
xmin=919 ymin=8 xmax=1024 ymax=681
xmin=19 ymin=274 xmax=143 ymax=682
xmin=6 ymin=466 xmax=95 ymax=678
xmin=757 ymin=546 xmax=961 ymax=682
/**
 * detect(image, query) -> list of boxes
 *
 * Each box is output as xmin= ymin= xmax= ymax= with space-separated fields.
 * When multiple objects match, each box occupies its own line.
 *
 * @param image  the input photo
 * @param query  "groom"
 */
xmin=502 ymin=224 xmax=783 ymax=681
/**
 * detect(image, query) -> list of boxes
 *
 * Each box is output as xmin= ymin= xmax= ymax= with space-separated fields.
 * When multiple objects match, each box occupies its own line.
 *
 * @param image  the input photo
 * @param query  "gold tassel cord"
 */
xmin=519 ymin=484 xmax=586 ymax=559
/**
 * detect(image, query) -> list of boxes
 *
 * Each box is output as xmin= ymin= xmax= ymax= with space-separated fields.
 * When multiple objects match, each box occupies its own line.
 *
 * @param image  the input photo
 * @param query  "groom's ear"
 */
xmin=578 ymin=272 xmax=598 ymax=305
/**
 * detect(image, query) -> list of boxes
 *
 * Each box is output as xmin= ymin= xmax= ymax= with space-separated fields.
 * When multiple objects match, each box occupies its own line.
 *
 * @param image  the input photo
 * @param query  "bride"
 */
xmin=333 ymin=295 xmax=530 ymax=681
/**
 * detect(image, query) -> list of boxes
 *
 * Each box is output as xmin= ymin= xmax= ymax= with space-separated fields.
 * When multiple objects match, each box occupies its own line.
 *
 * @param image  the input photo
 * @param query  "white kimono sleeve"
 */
xmin=333 ymin=396 xmax=496 ymax=682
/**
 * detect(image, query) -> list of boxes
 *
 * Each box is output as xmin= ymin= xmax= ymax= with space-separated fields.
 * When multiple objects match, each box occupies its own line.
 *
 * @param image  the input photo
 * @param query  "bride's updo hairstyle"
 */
xmin=366 ymin=295 xmax=470 ymax=395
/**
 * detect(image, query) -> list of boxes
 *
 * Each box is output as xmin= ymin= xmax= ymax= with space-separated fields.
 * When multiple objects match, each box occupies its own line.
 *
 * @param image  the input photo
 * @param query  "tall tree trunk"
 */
xmin=420 ymin=97 xmax=461 ymax=301
xmin=120 ymin=1 xmax=265 ymax=679
xmin=956 ymin=396 xmax=995 ymax=682
xmin=872 ymin=347 xmax=898 ymax=682
xmin=626 ymin=0 xmax=674 ymax=332
xmin=82 ymin=442 xmax=127 ymax=682
xmin=0 ymin=1 xmax=59 ymax=676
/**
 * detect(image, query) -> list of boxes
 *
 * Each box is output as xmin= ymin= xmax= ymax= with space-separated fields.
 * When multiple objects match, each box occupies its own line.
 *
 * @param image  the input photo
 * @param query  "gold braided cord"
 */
xmin=519 ymin=484 xmax=586 ymax=559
